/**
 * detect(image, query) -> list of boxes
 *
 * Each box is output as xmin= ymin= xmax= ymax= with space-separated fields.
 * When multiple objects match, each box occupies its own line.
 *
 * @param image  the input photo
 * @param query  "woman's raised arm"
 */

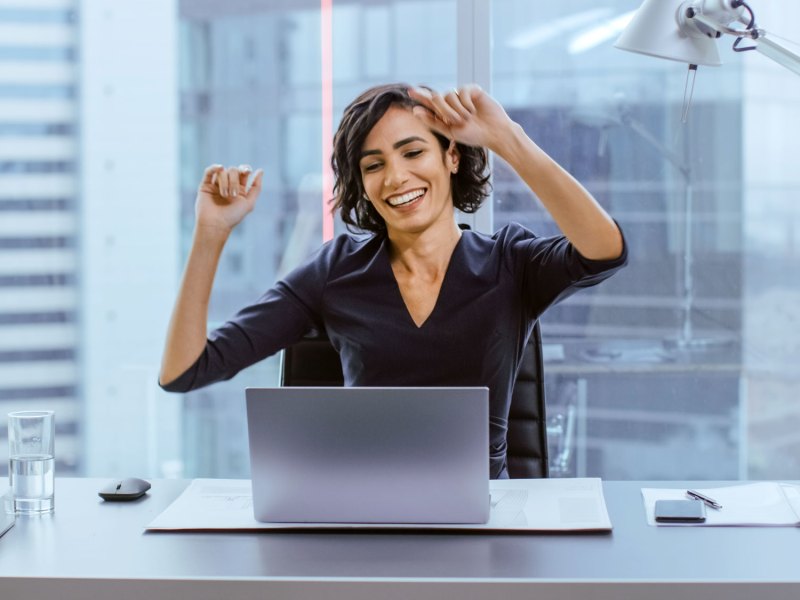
xmin=159 ymin=164 xmax=263 ymax=386
xmin=409 ymin=85 xmax=623 ymax=261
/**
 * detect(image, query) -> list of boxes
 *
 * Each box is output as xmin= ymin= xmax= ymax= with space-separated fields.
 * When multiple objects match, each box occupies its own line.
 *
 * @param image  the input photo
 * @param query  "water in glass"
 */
xmin=8 ymin=454 xmax=55 ymax=514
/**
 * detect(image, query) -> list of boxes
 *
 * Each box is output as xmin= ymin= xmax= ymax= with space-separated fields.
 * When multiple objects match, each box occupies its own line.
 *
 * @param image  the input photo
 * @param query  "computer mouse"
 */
xmin=98 ymin=478 xmax=151 ymax=502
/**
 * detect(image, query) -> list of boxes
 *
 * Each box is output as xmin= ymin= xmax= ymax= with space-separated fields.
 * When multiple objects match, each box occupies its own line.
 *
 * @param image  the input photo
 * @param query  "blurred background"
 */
xmin=1 ymin=0 xmax=798 ymax=481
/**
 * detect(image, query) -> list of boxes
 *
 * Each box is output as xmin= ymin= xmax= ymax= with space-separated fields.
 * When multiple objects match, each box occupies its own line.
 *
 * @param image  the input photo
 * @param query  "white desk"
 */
xmin=0 ymin=478 xmax=798 ymax=600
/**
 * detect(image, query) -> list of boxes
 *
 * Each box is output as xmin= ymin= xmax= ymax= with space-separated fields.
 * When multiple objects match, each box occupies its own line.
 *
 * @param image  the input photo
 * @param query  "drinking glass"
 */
xmin=4 ymin=411 xmax=55 ymax=514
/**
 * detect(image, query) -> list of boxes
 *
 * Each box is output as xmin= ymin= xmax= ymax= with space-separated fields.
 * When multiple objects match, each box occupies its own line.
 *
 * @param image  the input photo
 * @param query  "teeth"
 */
xmin=387 ymin=189 xmax=424 ymax=207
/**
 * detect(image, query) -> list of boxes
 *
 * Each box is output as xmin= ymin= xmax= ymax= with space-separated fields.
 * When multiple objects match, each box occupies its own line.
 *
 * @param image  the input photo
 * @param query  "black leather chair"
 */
xmin=280 ymin=321 xmax=549 ymax=479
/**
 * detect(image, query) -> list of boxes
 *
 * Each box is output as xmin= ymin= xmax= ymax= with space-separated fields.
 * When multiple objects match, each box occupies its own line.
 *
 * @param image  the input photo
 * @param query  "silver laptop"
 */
xmin=245 ymin=387 xmax=490 ymax=524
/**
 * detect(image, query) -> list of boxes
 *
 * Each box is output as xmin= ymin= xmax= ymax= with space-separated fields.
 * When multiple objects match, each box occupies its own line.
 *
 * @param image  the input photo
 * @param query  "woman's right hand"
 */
xmin=195 ymin=164 xmax=264 ymax=235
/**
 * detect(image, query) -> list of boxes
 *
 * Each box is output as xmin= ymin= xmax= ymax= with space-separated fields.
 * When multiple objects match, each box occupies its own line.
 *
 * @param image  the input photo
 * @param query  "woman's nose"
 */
xmin=383 ymin=162 xmax=407 ymax=189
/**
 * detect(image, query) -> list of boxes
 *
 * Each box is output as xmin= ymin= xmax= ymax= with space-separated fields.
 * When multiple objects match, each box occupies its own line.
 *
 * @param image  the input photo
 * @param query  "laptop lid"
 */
xmin=245 ymin=387 xmax=490 ymax=524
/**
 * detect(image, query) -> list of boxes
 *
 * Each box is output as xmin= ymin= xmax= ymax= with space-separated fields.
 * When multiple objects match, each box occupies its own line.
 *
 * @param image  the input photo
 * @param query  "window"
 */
xmin=492 ymin=0 xmax=800 ymax=479
xmin=177 ymin=0 xmax=457 ymax=477
xmin=0 ymin=1 xmax=80 ymax=474
xmin=4 ymin=0 xmax=797 ymax=482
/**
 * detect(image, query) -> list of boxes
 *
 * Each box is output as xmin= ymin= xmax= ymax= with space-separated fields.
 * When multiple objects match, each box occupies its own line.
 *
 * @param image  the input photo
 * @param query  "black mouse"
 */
xmin=98 ymin=478 xmax=151 ymax=501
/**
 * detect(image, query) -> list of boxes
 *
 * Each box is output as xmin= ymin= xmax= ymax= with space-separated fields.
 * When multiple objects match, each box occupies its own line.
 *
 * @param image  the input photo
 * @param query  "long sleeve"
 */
xmin=159 ymin=235 xmax=355 ymax=393
xmin=501 ymin=221 xmax=628 ymax=319
xmin=158 ymin=285 xmax=318 ymax=393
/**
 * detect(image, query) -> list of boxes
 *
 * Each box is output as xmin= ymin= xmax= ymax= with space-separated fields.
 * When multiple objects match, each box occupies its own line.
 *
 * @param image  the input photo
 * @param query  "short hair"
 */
xmin=331 ymin=83 xmax=491 ymax=234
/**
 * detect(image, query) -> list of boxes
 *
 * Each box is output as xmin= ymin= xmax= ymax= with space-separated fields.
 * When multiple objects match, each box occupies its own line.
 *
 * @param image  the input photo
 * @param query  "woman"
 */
xmin=159 ymin=83 xmax=626 ymax=479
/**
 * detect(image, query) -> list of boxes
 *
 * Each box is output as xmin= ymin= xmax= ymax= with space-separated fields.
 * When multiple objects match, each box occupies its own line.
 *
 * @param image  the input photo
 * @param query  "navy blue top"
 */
xmin=161 ymin=222 xmax=628 ymax=477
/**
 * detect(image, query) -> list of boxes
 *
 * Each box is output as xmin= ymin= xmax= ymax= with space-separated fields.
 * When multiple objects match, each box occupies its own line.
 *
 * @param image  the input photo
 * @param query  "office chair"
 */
xmin=280 ymin=321 xmax=551 ymax=479
xmin=506 ymin=321 xmax=549 ymax=478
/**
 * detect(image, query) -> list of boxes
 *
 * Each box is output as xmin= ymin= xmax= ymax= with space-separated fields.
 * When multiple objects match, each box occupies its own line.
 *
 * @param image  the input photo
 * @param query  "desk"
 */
xmin=0 ymin=479 xmax=797 ymax=600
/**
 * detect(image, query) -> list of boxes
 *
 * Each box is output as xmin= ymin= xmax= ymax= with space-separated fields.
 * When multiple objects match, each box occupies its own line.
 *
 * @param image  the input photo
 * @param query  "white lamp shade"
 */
xmin=614 ymin=0 xmax=722 ymax=67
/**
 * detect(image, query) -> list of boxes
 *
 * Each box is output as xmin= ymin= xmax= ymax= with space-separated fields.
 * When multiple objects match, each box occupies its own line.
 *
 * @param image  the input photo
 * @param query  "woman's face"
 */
xmin=359 ymin=106 xmax=459 ymax=238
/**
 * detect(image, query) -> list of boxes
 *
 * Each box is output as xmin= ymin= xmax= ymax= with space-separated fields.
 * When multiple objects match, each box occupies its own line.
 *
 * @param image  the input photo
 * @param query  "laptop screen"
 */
xmin=245 ymin=386 xmax=490 ymax=524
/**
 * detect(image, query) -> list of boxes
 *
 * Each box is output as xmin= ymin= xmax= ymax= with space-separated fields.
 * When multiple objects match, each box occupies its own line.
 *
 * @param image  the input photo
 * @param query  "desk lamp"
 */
xmin=612 ymin=0 xmax=800 ymax=350
xmin=609 ymin=0 xmax=798 ymax=351
xmin=615 ymin=0 xmax=800 ymax=76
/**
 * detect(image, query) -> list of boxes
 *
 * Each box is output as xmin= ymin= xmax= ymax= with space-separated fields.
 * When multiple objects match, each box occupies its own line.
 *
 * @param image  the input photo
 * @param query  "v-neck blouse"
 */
xmin=386 ymin=234 xmax=463 ymax=329
xmin=161 ymin=222 xmax=627 ymax=478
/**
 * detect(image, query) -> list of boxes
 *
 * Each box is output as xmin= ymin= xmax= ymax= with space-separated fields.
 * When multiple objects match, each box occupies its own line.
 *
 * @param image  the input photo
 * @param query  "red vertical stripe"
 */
xmin=321 ymin=0 xmax=334 ymax=242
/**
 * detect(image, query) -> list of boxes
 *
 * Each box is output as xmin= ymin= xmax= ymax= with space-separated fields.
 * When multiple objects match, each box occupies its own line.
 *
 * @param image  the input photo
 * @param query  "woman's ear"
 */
xmin=446 ymin=140 xmax=460 ymax=174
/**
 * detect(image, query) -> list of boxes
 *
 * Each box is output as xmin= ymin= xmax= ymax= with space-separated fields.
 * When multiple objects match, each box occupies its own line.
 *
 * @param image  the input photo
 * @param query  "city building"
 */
xmin=0 ymin=0 xmax=80 ymax=474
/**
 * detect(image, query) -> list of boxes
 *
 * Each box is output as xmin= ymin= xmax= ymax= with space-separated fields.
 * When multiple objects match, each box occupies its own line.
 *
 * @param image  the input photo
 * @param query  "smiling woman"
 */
xmin=158 ymin=82 xmax=627 ymax=479
xmin=359 ymin=107 xmax=462 ymax=264
xmin=331 ymin=84 xmax=490 ymax=236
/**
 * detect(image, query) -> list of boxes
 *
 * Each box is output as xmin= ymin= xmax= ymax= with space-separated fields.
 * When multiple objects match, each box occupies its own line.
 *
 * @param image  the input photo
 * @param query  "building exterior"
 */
xmin=0 ymin=0 xmax=80 ymax=474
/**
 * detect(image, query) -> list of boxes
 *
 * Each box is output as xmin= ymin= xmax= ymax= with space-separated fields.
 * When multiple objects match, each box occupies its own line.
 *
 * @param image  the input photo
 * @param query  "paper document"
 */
xmin=642 ymin=482 xmax=800 ymax=526
xmin=147 ymin=478 xmax=611 ymax=532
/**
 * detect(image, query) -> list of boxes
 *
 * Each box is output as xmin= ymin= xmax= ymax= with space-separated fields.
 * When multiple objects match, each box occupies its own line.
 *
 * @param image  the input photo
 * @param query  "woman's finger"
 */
xmin=427 ymin=88 xmax=462 ymax=125
xmin=408 ymin=86 xmax=435 ymax=111
xmin=238 ymin=164 xmax=253 ymax=189
xmin=227 ymin=166 xmax=242 ymax=197
xmin=246 ymin=168 xmax=264 ymax=198
xmin=216 ymin=169 xmax=230 ymax=198
xmin=445 ymin=88 xmax=471 ymax=120
xmin=409 ymin=86 xmax=460 ymax=126
xmin=201 ymin=164 xmax=224 ymax=186
xmin=412 ymin=105 xmax=450 ymax=138
xmin=459 ymin=84 xmax=480 ymax=114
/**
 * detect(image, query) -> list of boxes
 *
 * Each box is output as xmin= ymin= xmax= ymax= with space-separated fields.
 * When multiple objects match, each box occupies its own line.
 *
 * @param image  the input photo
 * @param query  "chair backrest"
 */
xmin=506 ymin=321 xmax=549 ymax=478
xmin=280 ymin=322 xmax=549 ymax=479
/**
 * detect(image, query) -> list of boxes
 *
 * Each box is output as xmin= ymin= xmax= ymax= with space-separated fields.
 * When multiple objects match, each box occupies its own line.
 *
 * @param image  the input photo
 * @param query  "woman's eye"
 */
xmin=363 ymin=162 xmax=382 ymax=173
xmin=404 ymin=149 xmax=423 ymax=159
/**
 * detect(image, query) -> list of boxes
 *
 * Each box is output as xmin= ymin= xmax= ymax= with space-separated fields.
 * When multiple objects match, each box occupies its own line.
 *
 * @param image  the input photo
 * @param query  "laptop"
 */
xmin=245 ymin=387 xmax=490 ymax=524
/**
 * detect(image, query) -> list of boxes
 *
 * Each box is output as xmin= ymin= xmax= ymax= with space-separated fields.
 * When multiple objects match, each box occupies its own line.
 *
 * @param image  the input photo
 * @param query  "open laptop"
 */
xmin=245 ymin=387 xmax=489 ymax=524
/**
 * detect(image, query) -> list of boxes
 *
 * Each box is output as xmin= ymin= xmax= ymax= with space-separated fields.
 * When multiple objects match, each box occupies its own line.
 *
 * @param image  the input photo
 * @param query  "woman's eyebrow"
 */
xmin=360 ymin=136 xmax=428 ymax=158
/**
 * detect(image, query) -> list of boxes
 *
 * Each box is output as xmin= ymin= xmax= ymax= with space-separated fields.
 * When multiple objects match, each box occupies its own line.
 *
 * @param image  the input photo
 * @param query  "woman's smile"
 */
xmin=385 ymin=187 xmax=426 ymax=209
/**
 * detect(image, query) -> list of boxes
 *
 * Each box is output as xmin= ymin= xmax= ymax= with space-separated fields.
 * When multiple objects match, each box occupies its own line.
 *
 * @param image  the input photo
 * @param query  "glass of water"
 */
xmin=4 ymin=411 xmax=55 ymax=514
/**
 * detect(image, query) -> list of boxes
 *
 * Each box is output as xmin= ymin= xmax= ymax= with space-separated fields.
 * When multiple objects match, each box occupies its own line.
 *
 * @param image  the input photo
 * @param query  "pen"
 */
xmin=686 ymin=489 xmax=722 ymax=510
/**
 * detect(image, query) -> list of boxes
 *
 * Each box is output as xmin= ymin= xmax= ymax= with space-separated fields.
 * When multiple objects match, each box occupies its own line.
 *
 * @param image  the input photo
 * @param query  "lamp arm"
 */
xmin=688 ymin=12 xmax=800 ymax=77
xmin=619 ymin=112 xmax=691 ymax=181
xmin=753 ymin=34 xmax=800 ymax=77
xmin=686 ymin=12 xmax=746 ymax=39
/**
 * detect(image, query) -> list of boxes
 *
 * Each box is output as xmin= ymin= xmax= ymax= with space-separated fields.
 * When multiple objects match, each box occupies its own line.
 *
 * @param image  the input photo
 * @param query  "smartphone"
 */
xmin=654 ymin=499 xmax=706 ymax=523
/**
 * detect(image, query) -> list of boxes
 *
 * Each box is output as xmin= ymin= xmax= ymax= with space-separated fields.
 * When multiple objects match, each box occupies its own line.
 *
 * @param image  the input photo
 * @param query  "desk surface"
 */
xmin=0 ymin=478 xmax=798 ymax=600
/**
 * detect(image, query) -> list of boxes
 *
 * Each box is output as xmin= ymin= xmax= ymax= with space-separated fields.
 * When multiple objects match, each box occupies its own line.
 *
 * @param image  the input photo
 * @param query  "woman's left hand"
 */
xmin=408 ymin=84 xmax=515 ymax=151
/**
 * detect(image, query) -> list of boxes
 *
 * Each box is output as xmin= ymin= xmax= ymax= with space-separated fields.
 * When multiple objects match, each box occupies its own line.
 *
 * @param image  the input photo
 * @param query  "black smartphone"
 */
xmin=654 ymin=499 xmax=706 ymax=523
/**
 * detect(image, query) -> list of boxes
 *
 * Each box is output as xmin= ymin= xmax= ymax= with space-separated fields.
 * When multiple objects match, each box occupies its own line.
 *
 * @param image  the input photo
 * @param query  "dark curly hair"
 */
xmin=331 ymin=83 xmax=491 ymax=234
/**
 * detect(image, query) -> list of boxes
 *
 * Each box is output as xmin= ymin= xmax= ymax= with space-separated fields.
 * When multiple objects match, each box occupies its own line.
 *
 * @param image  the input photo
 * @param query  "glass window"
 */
xmin=6 ymin=0 xmax=797 ymax=482
xmin=177 ymin=0 xmax=456 ymax=478
xmin=492 ymin=0 xmax=800 ymax=479
xmin=0 ymin=2 xmax=79 ymax=475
